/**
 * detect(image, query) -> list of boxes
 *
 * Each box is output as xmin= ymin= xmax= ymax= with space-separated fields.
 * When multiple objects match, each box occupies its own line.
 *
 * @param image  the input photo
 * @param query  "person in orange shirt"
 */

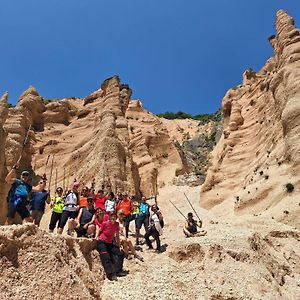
xmin=116 ymin=192 xmax=133 ymax=238
xmin=79 ymin=186 xmax=89 ymax=208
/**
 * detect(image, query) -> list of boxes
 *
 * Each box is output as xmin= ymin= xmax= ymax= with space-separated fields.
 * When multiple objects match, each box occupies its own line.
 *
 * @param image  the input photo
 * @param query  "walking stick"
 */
xmin=183 ymin=193 xmax=202 ymax=223
xmin=48 ymin=154 xmax=55 ymax=195
xmin=63 ymin=166 xmax=66 ymax=192
xmin=169 ymin=200 xmax=188 ymax=221
xmin=55 ymin=167 xmax=58 ymax=191
xmin=16 ymin=125 xmax=32 ymax=164
xmin=44 ymin=155 xmax=50 ymax=175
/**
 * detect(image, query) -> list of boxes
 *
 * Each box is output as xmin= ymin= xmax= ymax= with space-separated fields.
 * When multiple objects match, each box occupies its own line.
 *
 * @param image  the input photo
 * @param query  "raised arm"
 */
xmin=5 ymin=165 xmax=18 ymax=185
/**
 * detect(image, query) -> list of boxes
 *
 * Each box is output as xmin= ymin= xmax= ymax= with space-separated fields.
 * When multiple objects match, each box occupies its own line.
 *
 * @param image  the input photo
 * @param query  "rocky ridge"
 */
xmin=201 ymin=10 xmax=300 ymax=229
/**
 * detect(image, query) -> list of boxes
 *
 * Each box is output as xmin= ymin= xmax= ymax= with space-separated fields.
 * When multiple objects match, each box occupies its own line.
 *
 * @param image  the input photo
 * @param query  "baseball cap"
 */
xmin=21 ymin=170 xmax=30 ymax=176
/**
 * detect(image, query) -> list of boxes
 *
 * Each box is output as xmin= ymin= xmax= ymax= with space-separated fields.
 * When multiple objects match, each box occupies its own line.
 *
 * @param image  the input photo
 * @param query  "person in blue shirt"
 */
xmin=135 ymin=196 xmax=150 ymax=245
xmin=5 ymin=163 xmax=47 ymax=225
xmin=29 ymin=182 xmax=50 ymax=227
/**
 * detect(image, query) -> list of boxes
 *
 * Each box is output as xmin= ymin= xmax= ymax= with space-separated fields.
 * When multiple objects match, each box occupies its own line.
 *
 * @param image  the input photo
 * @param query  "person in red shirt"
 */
xmin=95 ymin=212 xmax=125 ymax=281
xmin=94 ymin=190 xmax=107 ymax=210
xmin=94 ymin=207 xmax=109 ymax=228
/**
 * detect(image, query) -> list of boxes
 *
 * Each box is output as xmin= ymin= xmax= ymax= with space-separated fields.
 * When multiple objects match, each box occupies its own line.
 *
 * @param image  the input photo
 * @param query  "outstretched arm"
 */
xmin=5 ymin=165 xmax=18 ymax=185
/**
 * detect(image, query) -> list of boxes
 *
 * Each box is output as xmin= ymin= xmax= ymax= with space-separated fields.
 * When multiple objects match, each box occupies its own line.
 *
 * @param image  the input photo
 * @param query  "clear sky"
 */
xmin=1 ymin=1 xmax=300 ymax=114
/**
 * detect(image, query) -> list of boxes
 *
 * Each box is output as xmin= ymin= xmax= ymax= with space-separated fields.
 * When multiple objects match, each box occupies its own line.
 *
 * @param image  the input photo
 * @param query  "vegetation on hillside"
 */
xmin=157 ymin=109 xmax=222 ymax=124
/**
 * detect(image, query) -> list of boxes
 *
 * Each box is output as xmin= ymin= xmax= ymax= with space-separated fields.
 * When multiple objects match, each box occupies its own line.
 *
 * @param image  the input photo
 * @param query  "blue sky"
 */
xmin=1 ymin=1 xmax=300 ymax=114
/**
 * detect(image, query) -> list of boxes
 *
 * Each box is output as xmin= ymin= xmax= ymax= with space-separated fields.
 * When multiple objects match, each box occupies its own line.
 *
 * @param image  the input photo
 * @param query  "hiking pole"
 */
xmin=169 ymin=200 xmax=188 ymax=222
xmin=63 ymin=166 xmax=66 ymax=192
xmin=184 ymin=193 xmax=202 ymax=223
xmin=48 ymin=154 xmax=55 ymax=195
xmin=55 ymin=167 xmax=58 ymax=191
xmin=44 ymin=155 xmax=50 ymax=174
xmin=16 ymin=125 xmax=32 ymax=164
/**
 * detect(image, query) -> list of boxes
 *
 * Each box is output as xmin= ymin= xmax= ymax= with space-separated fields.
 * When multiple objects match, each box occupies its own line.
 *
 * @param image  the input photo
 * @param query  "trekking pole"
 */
xmin=169 ymin=200 xmax=188 ymax=221
xmin=16 ymin=125 xmax=32 ymax=164
xmin=33 ymin=154 xmax=37 ymax=171
xmin=48 ymin=154 xmax=55 ymax=195
xmin=63 ymin=166 xmax=66 ymax=192
xmin=44 ymin=155 xmax=50 ymax=174
xmin=55 ymin=167 xmax=58 ymax=191
xmin=183 ymin=192 xmax=202 ymax=224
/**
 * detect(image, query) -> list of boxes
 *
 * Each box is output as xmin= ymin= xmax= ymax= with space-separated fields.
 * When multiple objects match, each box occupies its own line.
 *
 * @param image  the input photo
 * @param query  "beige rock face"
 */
xmin=201 ymin=10 xmax=300 ymax=228
xmin=126 ymin=100 xmax=184 ymax=196
xmin=0 ymin=92 xmax=9 ymax=222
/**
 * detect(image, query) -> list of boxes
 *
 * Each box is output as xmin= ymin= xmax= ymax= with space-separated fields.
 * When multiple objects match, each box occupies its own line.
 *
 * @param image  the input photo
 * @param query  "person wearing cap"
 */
xmin=57 ymin=182 xmax=80 ymax=235
xmin=49 ymin=187 xmax=64 ymax=232
xmin=5 ymin=164 xmax=47 ymax=225
xmin=183 ymin=212 xmax=206 ymax=238
xmin=71 ymin=197 xmax=96 ymax=238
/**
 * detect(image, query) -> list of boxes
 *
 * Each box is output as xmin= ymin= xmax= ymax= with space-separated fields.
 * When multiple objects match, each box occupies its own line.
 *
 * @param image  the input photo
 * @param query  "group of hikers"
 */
xmin=4 ymin=163 xmax=206 ymax=281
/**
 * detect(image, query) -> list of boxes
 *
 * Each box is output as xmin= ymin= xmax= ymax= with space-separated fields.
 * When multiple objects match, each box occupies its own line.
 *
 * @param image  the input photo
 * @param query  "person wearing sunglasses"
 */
xmin=5 ymin=163 xmax=47 ymax=225
xmin=49 ymin=187 xmax=64 ymax=233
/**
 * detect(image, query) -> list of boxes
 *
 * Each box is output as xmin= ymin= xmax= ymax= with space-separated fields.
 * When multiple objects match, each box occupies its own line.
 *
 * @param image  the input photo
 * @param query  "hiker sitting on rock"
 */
xmin=5 ymin=164 xmax=47 ymax=225
xmin=183 ymin=212 xmax=207 ymax=238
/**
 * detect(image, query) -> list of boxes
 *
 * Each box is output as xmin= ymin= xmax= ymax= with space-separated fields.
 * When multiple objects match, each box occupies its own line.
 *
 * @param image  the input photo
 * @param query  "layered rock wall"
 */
xmin=201 ymin=11 xmax=300 ymax=226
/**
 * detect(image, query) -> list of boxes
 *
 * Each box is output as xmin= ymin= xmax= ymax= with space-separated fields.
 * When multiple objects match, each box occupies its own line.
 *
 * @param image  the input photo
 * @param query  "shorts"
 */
xmin=59 ymin=210 xmax=78 ymax=229
xmin=31 ymin=210 xmax=44 ymax=223
xmin=135 ymin=215 xmax=149 ymax=230
xmin=7 ymin=201 xmax=30 ymax=220
xmin=75 ymin=226 xmax=88 ymax=237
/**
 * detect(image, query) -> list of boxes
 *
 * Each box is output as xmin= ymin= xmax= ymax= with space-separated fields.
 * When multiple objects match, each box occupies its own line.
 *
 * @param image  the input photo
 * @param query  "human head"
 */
xmin=108 ymin=192 xmax=115 ymax=200
xmin=109 ymin=212 xmax=117 ymax=223
xmin=56 ymin=187 xmax=63 ymax=195
xmin=151 ymin=204 xmax=159 ymax=212
xmin=96 ymin=207 xmax=104 ymax=216
xmin=87 ymin=197 xmax=94 ymax=207
xmin=187 ymin=212 xmax=193 ymax=219
xmin=117 ymin=209 xmax=125 ymax=221
xmin=21 ymin=170 xmax=30 ymax=182
xmin=141 ymin=196 xmax=147 ymax=203
xmin=73 ymin=181 xmax=80 ymax=191
xmin=82 ymin=186 xmax=89 ymax=196
xmin=122 ymin=192 xmax=128 ymax=199
xmin=98 ymin=190 xmax=104 ymax=197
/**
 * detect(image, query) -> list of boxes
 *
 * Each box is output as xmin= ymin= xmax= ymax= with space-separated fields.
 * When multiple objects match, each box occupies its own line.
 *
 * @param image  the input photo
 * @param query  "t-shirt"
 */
xmin=52 ymin=194 xmax=64 ymax=214
xmin=94 ymin=195 xmax=107 ymax=210
xmin=99 ymin=220 xmax=119 ymax=243
xmin=29 ymin=190 xmax=48 ymax=212
xmin=79 ymin=196 xmax=88 ymax=208
xmin=137 ymin=202 xmax=149 ymax=217
xmin=80 ymin=207 xmax=95 ymax=226
xmin=63 ymin=191 xmax=79 ymax=211
xmin=8 ymin=179 xmax=32 ymax=203
xmin=116 ymin=199 xmax=132 ymax=216
xmin=105 ymin=199 xmax=116 ymax=212
xmin=94 ymin=214 xmax=109 ymax=228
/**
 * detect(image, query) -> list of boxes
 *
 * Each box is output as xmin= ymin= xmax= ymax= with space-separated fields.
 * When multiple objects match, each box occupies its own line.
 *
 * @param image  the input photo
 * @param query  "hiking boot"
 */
xmin=117 ymin=270 xmax=129 ymax=277
xmin=107 ymin=275 xmax=118 ymax=281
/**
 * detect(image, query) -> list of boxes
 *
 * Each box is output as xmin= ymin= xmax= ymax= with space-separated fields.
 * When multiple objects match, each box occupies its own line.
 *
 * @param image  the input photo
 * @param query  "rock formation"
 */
xmin=201 ymin=10 xmax=300 ymax=228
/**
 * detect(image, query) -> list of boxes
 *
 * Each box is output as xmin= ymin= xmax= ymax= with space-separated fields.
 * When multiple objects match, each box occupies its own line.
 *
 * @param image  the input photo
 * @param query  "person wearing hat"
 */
xmin=183 ymin=212 xmax=206 ymax=238
xmin=57 ymin=181 xmax=80 ymax=235
xmin=5 ymin=164 xmax=47 ymax=225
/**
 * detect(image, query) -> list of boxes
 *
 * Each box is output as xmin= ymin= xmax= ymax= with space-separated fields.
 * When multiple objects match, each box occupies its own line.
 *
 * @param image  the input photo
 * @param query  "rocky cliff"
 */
xmin=201 ymin=10 xmax=300 ymax=228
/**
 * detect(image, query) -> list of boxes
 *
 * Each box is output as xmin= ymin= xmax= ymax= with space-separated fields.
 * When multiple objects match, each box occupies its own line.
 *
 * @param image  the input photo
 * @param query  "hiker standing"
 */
xmin=135 ymin=196 xmax=150 ymax=245
xmin=57 ymin=182 xmax=80 ymax=235
xmin=49 ymin=187 xmax=64 ymax=232
xmin=144 ymin=204 xmax=163 ymax=253
xmin=5 ymin=165 xmax=47 ymax=225
xmin=116 ymin=192 xmax=133 ymax=238
xmin=29 ymin=181 xmax=50 ymax=227
xmin=95 ymin=212 xmax=125 ymax=281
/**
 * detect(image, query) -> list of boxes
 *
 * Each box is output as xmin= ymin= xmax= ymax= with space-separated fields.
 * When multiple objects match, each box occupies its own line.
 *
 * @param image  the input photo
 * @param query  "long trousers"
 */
xmin=96 ymin=240 xmax=124 ymax=276
xmin=144 ymin=225 xmax=161 ymax=251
